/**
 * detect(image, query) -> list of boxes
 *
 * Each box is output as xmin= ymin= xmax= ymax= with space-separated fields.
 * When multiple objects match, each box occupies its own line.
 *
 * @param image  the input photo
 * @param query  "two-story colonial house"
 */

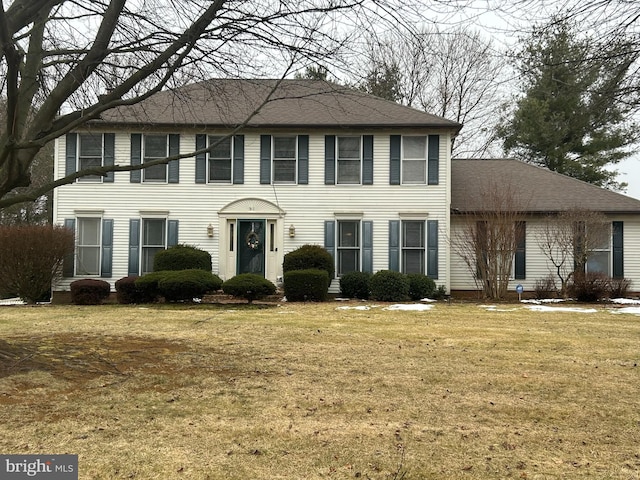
xmin=52 ymin=79 xmax=640 ymax=298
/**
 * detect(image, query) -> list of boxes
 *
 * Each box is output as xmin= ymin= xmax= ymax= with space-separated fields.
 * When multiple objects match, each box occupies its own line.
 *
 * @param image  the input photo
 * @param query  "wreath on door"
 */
xmin=246 ymin=231 xmax=260 ymax=250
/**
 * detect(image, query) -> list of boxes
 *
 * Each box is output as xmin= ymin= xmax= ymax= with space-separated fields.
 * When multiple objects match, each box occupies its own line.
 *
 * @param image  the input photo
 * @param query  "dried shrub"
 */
xmin=568 ymin=272 xmax=610 ymax=302
xmin=70 ymin=279 xmax=111 ymax=305
xmin=0 ymin=224 xmax=74 ymax=303
xmin=534 ymin=275 xmax=557 ymax=300
xmin=608 ymin=277 xmax=631 ymax=299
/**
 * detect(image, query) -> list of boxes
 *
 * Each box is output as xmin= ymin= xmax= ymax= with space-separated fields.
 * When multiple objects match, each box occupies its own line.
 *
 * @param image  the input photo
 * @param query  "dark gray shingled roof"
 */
xmin=96 ymin=79 xmax=463 ymax=130
xmin=451 ymin=159 xmax=640 ymax=214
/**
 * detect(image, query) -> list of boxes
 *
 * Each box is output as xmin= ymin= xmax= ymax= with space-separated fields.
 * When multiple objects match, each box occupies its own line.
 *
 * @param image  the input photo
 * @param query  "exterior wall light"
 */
xmin=207 ymin=224 xmax=214 ymax=237
xmin=289 ymin=224 xmax=296 ymax=238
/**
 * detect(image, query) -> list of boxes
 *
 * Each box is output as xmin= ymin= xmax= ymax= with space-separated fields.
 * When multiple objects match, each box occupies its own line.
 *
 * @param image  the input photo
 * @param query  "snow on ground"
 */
xmin=0 ymin=297 xmax=25 ymax=306
xmin=525 ymin=305 xmax=598 ymax=313
xmin=383 ymin=304 xmax=435 ymax=311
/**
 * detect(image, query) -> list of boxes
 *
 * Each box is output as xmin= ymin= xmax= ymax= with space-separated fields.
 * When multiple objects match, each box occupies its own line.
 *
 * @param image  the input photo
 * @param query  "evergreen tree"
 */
xmin=359 ymin=62 xmax=402 ymax=102
xmin=498 ymin=19 xmax=638 ymax=190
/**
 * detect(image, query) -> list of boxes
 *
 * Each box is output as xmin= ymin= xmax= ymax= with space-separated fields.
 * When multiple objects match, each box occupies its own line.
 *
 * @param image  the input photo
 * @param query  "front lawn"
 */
xmin=0 ymin=302 xmax=638 ymax=479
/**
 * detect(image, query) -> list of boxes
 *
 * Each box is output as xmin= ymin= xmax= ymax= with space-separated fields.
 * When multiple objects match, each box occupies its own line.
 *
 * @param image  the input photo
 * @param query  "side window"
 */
xmin=141 ymin=218 xmax=166 ymax=274
xmin=143 ymin=135 xmax=168 ymax=182
xmin=402 ymin=136 xmax=427 ymax=184
xmin=77 ymin=134 xmax=103 ymax=182
xmin=337 ymin=136 xmax=361 ymax=184
xmin=337 ymin=220 xmax=360 ymax=275
xmin=402 ymin=220 xmax=425 ymax=274
xmin=208 ymin=135 xmax=232 ymax=183
xmin=273 ymin=136 xmax=297 ymax=183
xmin=76 ymin=217 xmax=102 ymax=275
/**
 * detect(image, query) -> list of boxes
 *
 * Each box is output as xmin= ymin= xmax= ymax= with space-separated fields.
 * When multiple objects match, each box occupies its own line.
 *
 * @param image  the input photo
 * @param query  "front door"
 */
xmin=237 ymin=220 xmax=266 ymax=276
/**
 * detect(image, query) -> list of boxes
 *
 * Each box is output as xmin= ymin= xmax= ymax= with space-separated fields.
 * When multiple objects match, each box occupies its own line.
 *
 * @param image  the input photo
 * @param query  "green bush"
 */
xmin=153 ymin=244 xmax=212 ymax=272
xmin=283 ymin=244 xmax=334 ymax=280
xmin=222 ymin=274 xmax=277 ymax=303
xmin=70 ymin=279 xmax=111 ymax=305
xmin=339 ymin=271 xmax=371 ymax=299
xmin=370 ymin=270 xmax=410 ymax=302
xmin=284 ymin=269 xmax=329 ymax=302
xmin=157 ymin=269 xmax=222 ymax=302
xmin=406 ymin=273 xmax=436 ymax=301
xmin=134 ymin=271 xmax=167 ymax=303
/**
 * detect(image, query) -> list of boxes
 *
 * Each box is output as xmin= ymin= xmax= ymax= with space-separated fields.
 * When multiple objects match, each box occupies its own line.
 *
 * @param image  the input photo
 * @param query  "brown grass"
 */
xmin=0 ymin=301 xmax=639 ymax=479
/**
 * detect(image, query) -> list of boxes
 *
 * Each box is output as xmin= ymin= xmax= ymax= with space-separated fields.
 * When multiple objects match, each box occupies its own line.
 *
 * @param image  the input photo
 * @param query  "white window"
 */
xmin=76 ymin=218 xmax=101 ymax=275
xmin=337 ymin=220 xmax=360 ymax=275
xmin=586 ymin=233 xmax=611 ymax=276
xmin=78 ymin=134 xmax=103 ymax=182
xmin=402 ymin=136 xmax=427 ymax=184
xmin=337 ymin=136 xmax=361 ymax=184
xmin=402 ymin=220 xmax=425 ymax=274
xmin=141 ymin=218 xmax=166 ymax=274
xmin=208 ymin=135 xmax=232 ymax=183
xmin=273 ymin=136 xmax=297 ymax=183
xmin=143 ymin=135 xmax=168 ymax=182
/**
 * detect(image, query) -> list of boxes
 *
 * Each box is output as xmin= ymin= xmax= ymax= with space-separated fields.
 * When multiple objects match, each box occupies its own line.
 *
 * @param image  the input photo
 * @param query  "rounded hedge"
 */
xmin=115 ymin=276 xmax=140 ymax=304
xmin=134 ymin=271 xmax=167 ymax=303
xmin=284 ymin=269 xmax=329 ymax=302
xmin=157 ymin=269 xmax=222 ymax=302
xmin=339 ymin=271 xmax=371 ymax=299
xmin=283 ymin=244 xmax=334 ymax=280
xmin=70 ymin=279 xmax=111 ymax=305
xmin=153 ymin=244 xmax=212 ymax=272
xmin=370 ymin=270 xmax=410 ymax=302
xmin=406 ymin=273 xmax=436 ymax=301
xmin=222 ymin=274 xmax=277 ymax=303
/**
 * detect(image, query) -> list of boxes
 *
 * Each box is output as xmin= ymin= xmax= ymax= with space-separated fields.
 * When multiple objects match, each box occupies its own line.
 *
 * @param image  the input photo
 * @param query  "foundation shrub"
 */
xmin=568 ymin=271 xmax=610 ymax=302
xmin=153 ymin=244 xmax=212 ymax=272
xmin=222 ymin=274 xmax=277 ymax=303
xmin=534 ymin=275 xmax=557 ymax=299
xmin=284 ymin=269 xmax=329 ymax=302
xmin=608 ymin=277 xmax=631 ymax=298
xmin=339 ymin=271 xmax=371 ymax=299
xmin=134 ymin=271 xmax=167 ymax=303
xmin=406 ymin=273 xmax=436 ymax=300
xmin=115 ymin=276 xmax=140 ymax=304
xmin=283 ymin=244 xmax=334 ymax=280
xmin=70 ymin=279 xmax=111 ymax=305
xmin=370 ymin=270 xmax=410 ymax=302
xmin=157 ymin=269 xmax=222 ymax=302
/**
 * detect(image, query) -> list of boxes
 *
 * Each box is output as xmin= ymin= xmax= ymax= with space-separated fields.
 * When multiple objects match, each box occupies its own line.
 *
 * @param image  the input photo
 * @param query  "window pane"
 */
xmin=274 ymin=137 xmax=296 ymax=159
xmin=209 ymin=159 xmax=232 ymax=182
xmin=403 ymin=250 xmax=424 ymax=274
xmin=338 ymin=250 xmax=359 ymax=275
xmin=79 ymin=218 xmax=101 ymax=245
xmin=143 ymin=219 xmax=165 ymax=246
xmin=144 ymin=163 xmax=166 ymax=181
xmin=273 ymin=160 xmax=296 ymax=182
xmin=79 ymin=134 xmax=102 ymax=156
xmin=403 ymin=136 xmax=426 ymax=159
xmin=403 ymin=221 xmax=424 ymax=248
xmin=587 ymin=251 xmax=610 ymax=275
xmin=142 ymin=247 xmax=164 ymax=275
xmin=209 ymin=136 xmax=231 ymax=158
xmin=337 ymin=160 xmax=360 ymax=183
xmin=338 ymin=137 xmax=360 ymax=159
xmin=77 ymin=247 xmax=100 ymax=275
xmin=402 ymin=160 xmax=426 ymax=184
xmin=145 ymin=135 xmax=167 ymax=157
xmin=339 ymin=222 xmax=359 ymax=247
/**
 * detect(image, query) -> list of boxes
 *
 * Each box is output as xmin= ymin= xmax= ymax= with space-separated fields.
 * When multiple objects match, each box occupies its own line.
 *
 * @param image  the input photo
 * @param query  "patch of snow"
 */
xmin=610 ymin=306 xmax=640 ymax=316
xmin=520 ymin=298 xmax=567 ymax=304
xmin=0 ymin=297 xmax=25 ymax=306
xmin=479 ymin=305 xmax=519 ymax=312
xmin=525 ymin=305 xmax=597 ymax=313
xmin=383 ymin=304 xmax=434 ymax=311
xmin=420 ymin=298 xmax=437 ymax=302
xmin=336 ymin=305 xmax=371 ymax=310
xmin=610 ymin=298 xmax=640 ymax=305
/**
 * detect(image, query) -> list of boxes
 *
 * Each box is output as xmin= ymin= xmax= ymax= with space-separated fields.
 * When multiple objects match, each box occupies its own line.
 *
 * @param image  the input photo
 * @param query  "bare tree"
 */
xmin=451 ymin=181 xmax=527 ymax=299
xmin=0 ymin=0 xmax=418 ymax=210
xmin=537 ymin=209 xmax=611 ymax=297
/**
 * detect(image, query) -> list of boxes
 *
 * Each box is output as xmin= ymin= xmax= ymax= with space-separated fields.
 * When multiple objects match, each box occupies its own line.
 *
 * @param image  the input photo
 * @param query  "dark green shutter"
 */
xmin=168 ymin=134 xmax=180 ymax=183
xmin=65 ymin=133 xmax=77 ymax=177
xmin=362 ymin=221 xmax=373 ymax=273
xmin=428 ymin=134 xmax=439 ymax=185
xmin=613 ymin=221 xmax=624 ymax=278
xmin=168 ymin=220 xmax=179 ymax=247
xmin=103 ymin=133 xmax=115 ymax=182
xmin=324 ymin=221 xmax=336 ymax=270
xmin=389 ymin=220 xmax=400 ymax=271
xmin=101 ymin=219 xmax=113 ymax=278
xmin=514 ymin=221 xmax=526 ymax=280
xmin=63 ymin=218 xmax=76 ymax=277
xmin=128 ymin=219 xmax=140 ymax=276
xmin=130 ymin=134 xmax=141 ymax=183
xmin=260 ymin=135 xmax=271 ymax=184
xmin=298 ymin=135 xmax=309 ymax=185
xmin=195 ymin=134 xmax=206 ymax=183
xmin=363 ymin=135 xmax=373 ymax=185
xmin=427 ymin=220 xmax=438 ymax=279
xmin=233 ymin=135 xmax=244 ymax=184
xmin=325 ymin=135 xmax=336 ymax=185
xmin=390 ymin=135 xmax=401 ymax=185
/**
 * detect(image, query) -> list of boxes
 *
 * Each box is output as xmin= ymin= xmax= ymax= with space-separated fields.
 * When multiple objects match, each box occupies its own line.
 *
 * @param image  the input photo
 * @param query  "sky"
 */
xmin=616 ymin=158 xmax=640 ymax=200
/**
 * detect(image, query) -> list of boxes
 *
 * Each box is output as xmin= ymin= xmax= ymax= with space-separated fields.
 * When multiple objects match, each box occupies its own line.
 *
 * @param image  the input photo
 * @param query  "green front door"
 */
xmin=237 ymin=220 xmax=266 ymax=276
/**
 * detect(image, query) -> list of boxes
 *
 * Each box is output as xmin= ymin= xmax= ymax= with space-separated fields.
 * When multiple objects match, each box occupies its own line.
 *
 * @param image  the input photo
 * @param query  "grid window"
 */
xmin=337 ymin=220 xmax=360 ymax=275
xmin=143 ymin=135 xmax=168 ymax=182
xmin=142 ymin=219 xmax=166 ymax=274
xmin=77 ymin=218 xmax=101 ymax=275
xmin=208 ymin=135 xmax=232 ymax=182
xmin=273 ymin=136 xmax=297 ymax=183
xmin=337 ymin=137 xmax=361 ymax=184
xmin=402 ymin=221 xmax=425 ymax=274
xmin=402 ymin=136 xmax=427 ymax=184
xmin=586 ymin=232 xmax=611 ymax=276
xmin=78 ymin=134 xmax=103 ymax=182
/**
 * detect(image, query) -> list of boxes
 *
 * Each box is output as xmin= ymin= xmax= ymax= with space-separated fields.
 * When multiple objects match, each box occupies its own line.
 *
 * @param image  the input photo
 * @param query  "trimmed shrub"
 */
xmin=568 ymin=272 xmax=610 ymax=302
xmin=339 ymin=271 xmax=371 ymax=299
xmin=608 ymin=277 xmax=631 ymax=298
xmin=534 ymin=275 xmax=557 ymax=300
xmin=70 ymin=279 xmax=111 ymax=305
xmin=0 ymin=224 xmax=74 ymax=303
xmin=153 ymin=244 xmax=212 ymax=272
xmin=406 ymin=273 xmax=436 ymax=301
xmin=370 ymin=270 xmax=410 ymax=302
xmin=283 ymin=244 xmax=334 ymax=280
xmin=284 ymin=269 xmax=329 ymax=302
xmin=222 ymin=274 xmax=277 ymax=304
xmin=433 ymin=285 xmax=449 ymax=301
xmin=115 ymin=276 xmax=139 ymax=304
xmin=134 ymin=271 xmax=167 ymax=303
xmin=157 ymin=269 xmax=222 ymax=302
